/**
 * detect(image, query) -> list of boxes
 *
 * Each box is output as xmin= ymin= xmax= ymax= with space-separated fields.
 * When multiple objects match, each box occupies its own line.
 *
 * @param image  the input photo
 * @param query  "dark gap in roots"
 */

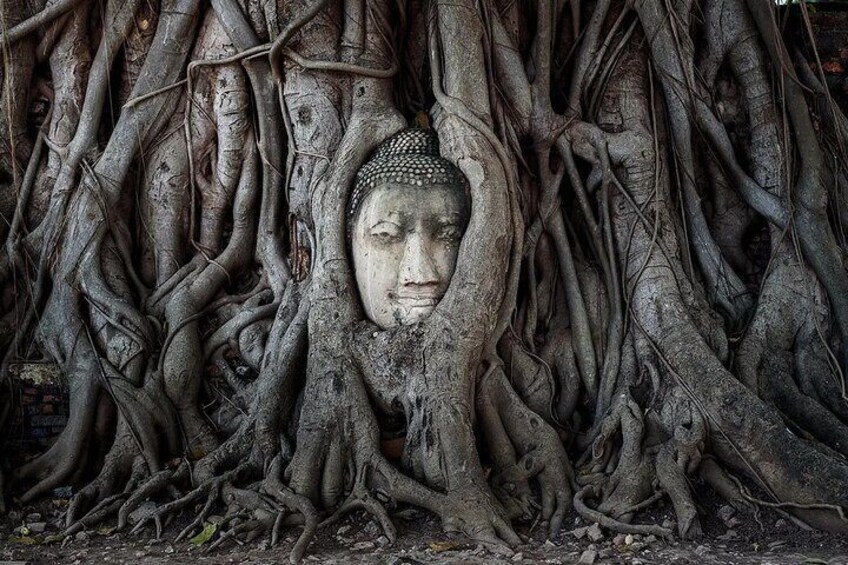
xmin=26 ymin=77 xmax=52 ymax=136
xmin=378 ymin=410 xmax=408 ymax=461
xmin=740 ymin=215 xmax=771 ymax=290
xmin=714 ymin=63 xmax=745 ymax=147
xmin=87 ymin=393 xmax=119 ymax=481
xmin=222 ymin=350 xmax=258 ymax=383
xmin=627 ymin=373 xmax=654 ymax=411
xmin=203 ymin=347 xmax=259 ymax=435
xmin=236 ymin=271 xmax=264 ymax=296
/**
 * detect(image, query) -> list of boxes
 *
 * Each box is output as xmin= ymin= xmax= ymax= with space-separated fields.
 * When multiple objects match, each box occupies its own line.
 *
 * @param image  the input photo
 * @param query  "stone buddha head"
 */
xmin=348 ymin=129 xmax=470 ymax=329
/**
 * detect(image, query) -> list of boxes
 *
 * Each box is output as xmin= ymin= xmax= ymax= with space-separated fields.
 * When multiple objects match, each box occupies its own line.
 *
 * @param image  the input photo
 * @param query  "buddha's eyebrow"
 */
xmin=369 ymin=220 xmax=403 ymax=229
xmin=369 ymin=213 xmax=408 ymax=229
xmin=433 ymin=213 xmax=462 ymax=225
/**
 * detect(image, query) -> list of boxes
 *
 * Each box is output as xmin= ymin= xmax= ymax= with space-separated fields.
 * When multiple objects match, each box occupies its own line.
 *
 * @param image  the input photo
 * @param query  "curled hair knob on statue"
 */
xmin=347 ymin=128 xmax=471 ymax=230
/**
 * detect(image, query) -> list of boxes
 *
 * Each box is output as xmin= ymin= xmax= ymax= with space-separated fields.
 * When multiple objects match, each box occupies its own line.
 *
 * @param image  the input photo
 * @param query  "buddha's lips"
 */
xmin=395 ymin=296 xmax=440 ymax=307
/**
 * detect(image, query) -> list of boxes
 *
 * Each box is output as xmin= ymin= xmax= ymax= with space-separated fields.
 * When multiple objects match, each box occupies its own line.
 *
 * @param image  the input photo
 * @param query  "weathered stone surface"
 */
xmin=570 ymin=526 xmax=588 ymax=539
xmin=26 ymin=522 xmax=46 ymax=533
xmin=578 ymin=549 xmax=598 ymax=564
xmin=586 ymin=523 xmax=604 ymax=542
xmin=128 ymin=501 xmax=157 ymax=525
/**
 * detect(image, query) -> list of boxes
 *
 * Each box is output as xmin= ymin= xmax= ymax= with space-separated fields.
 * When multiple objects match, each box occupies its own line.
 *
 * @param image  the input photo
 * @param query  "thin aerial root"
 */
xmin=175 ymin=486 xmax=220 ymax=541
xmin=206 ymin=511 xmax=252 ymax=550
xmin=0 ymin=0 xmax=87 ymax=45
xmin=573 ymin=486 xmax=673 ymax=538
xmin=699 ymin=457 xmax=750 ymax=511
xmin=65 ymin=472 xmax=127 ymax=529
xmin=117 ymin=469 xmax=174 ymax=530
xmin=320 ymin=488 xmax=397 ymax=543
xmin=65 ymin=493 xmax=130 ymax=536
xmin=129 ymin=469 xmax=239 ymax=536
xmin=613 ymin=490 xmax=665 ymax=519
xmin=270 ymin=510 xmax=292 ymax=546
xmin=728 ymin=473 xmax=847 ymax=524
xmin=263 ymin=456 xmax=319 ymax=564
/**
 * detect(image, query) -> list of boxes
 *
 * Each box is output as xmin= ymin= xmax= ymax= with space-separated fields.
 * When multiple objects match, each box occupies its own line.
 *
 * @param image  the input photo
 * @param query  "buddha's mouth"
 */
xmin=395 ymin=296 xmax=440 ymax=308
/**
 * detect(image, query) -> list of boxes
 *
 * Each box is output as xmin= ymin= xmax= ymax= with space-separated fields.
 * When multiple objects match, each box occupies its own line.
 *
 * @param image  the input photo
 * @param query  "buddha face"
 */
xmin=351 ymin=183 xmax=467 ymax=328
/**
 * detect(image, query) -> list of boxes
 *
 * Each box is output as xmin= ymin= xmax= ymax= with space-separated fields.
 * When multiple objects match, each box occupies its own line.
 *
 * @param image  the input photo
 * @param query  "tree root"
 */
xmin=261 ymin=456 xmax=320 ymax=563
xmin=118 ymin=468 xmax=182 ymax=530
xmin=574 ymin=485 xmax=673 ymax=538
xmin=479 ymin=365 xmax=572 ymax=538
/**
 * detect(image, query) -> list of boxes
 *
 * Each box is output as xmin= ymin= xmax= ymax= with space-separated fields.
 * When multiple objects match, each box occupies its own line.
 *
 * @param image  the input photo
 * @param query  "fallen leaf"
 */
xmin=429 ymin=541 xmax=461 ymax=553
xmin=190 ymin=522 xmax=218 ymax=546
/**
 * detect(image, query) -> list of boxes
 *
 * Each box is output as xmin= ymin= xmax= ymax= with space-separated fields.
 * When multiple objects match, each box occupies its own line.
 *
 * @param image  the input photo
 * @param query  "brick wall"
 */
xmin=6 ymin=363 xmax=69 ymax=466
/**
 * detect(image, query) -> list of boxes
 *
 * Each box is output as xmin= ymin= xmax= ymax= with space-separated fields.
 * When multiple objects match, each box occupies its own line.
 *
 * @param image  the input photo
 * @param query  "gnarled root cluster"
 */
xmin=3 ymin=0 xmax=848 ymax=561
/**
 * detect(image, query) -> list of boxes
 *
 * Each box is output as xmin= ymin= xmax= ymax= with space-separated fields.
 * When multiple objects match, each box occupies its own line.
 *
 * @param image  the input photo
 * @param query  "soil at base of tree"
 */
xmin=2 ymin=487 xmax=847 ymax=564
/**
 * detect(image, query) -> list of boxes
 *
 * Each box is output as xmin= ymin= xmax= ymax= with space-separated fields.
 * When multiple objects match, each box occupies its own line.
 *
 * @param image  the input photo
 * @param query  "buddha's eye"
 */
xmin=370 ymin=223 xmax=403 ymax=244
xmin=436 ymin=224 xmax=462 ymax=243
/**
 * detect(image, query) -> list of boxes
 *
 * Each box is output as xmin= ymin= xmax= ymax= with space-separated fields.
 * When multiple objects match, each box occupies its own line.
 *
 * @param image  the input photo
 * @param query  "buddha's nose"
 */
xmin=399 ymin=233 xmax=439 ymax=287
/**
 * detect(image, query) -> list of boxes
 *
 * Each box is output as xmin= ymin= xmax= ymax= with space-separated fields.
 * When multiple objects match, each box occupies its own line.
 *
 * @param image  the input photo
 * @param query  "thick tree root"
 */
xmin=478 ymin=365 xmax=572 ymax=538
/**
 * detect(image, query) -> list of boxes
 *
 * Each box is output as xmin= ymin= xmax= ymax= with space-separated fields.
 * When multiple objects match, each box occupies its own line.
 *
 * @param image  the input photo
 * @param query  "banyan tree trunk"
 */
xmin=2 ymin=0 xmax=848 ymax=560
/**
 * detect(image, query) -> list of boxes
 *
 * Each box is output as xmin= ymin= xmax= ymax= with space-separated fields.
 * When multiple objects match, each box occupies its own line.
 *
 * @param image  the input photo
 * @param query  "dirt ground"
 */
xmin=2 ymin=486 xmax=847 ymax=565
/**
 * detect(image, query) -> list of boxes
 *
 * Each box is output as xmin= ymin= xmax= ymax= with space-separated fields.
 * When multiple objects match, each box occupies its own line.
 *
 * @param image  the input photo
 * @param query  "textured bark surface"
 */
xmin=2 ymin=0 xmax=848 ymax=560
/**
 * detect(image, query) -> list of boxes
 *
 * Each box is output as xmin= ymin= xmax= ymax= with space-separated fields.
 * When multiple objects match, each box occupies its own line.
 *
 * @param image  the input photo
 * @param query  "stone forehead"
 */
xmin=347 ymin=129 xmax=469 ymax=222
